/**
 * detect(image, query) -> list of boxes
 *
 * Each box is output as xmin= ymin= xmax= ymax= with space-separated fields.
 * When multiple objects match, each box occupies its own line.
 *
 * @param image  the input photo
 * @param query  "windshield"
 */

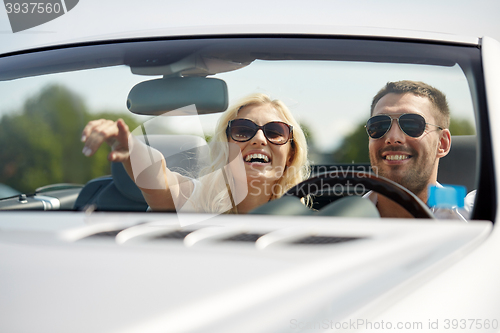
xmin=0 ymin=37 xmax=483 ymax=220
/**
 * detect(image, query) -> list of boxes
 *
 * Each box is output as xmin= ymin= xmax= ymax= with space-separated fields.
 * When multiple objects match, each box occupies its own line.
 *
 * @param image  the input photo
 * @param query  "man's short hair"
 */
xmin=370 ymin=80 xmax=450 ymax=128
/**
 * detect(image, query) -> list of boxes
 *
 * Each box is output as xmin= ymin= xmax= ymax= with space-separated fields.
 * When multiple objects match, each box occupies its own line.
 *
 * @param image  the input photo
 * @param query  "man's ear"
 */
xmin=437 ymin=128 xmax=451 ymax=158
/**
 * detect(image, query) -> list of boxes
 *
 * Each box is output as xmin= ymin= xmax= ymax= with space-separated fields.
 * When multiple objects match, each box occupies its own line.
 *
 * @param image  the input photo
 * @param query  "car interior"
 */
xmin=0 ymin=37 xmax=492 ymax=221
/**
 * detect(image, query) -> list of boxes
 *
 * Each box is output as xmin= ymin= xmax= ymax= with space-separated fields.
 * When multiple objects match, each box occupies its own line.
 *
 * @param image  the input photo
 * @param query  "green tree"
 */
xmin=449 ymin=118 xmax=475 ymax=135
xmin=299 ymin=122 xmax=314 ymax=146
xmin=331 ymin=122 xmax=370 ymax=163
xmin=0 ymin=84 xmax=139 ymax=193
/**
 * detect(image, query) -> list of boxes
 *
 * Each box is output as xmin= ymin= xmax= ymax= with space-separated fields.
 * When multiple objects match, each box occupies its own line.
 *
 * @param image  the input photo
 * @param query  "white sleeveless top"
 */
xmin=178 ymin=178 xmax=202 ymax=212
xmin=146 ymin=178 xmax=202 ymax=212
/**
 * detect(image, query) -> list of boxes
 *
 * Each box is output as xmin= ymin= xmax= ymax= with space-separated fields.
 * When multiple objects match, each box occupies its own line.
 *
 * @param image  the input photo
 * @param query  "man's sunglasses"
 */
xmin=226 ymin=119 xmax=293 ymax=145
xmin=365 ymin=113 xmax=443 ymax=139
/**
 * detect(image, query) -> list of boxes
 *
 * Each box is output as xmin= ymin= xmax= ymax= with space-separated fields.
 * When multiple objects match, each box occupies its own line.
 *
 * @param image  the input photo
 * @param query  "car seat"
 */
xmin=74 ymin=135 xmax=209 ymax=211
xmin=437 ymin=135 xmax=477 ymax=192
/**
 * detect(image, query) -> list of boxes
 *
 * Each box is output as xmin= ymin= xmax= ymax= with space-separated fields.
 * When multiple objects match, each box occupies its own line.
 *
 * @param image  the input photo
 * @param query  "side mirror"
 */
xmin=127 ymin=77 xmax=228 ymax=115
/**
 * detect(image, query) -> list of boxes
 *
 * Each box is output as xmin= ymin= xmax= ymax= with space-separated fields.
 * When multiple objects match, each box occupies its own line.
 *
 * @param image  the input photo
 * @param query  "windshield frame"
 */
xmin=0 ymin=35 xmax=492 ymax=221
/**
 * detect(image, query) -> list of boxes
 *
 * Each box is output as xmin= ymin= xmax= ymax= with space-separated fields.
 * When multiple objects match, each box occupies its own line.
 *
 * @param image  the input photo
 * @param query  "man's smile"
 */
xmin=384 ymin=154 xmax=411 ymax=161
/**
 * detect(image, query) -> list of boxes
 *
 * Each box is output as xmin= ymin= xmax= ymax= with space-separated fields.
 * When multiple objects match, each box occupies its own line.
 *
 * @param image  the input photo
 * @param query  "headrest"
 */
xmin=438 ymin=135 xmax=477 ymax=192
xmin=112 ymin=135 xmax=209 ymax=202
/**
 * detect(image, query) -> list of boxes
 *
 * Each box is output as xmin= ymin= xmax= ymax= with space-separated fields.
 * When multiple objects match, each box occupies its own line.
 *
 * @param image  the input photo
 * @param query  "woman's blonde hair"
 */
xmin=188 ymin=93 xmax=310 ymax=213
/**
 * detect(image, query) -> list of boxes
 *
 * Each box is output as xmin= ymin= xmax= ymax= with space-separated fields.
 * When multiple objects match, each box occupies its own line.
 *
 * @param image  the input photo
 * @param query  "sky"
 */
xmin=0 ymin=0 xmax=498 ymax=152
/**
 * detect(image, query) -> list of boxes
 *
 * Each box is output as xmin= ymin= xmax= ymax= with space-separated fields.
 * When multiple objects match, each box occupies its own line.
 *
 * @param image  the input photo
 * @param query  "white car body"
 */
xmin=1 ymin=27 xmax=499 ymax=333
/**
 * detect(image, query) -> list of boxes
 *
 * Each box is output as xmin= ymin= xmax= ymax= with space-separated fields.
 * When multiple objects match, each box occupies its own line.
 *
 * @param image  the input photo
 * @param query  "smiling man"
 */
xmin=365 ymin=80 xmax=452 ymax=218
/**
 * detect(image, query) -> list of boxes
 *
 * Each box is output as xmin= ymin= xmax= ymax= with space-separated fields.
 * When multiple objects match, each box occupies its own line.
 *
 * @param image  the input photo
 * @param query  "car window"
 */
xmin=0 ymin=38 xmax=482 ymax=219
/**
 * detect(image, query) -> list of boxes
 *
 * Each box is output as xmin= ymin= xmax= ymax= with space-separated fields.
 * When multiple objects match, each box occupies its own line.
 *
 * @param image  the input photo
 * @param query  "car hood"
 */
xmin=0 ymin=212 xmax=491 ymax=333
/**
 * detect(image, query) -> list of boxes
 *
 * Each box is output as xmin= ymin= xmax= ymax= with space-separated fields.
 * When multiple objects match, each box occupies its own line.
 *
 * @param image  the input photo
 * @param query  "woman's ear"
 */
xmin=437 ymin=128 xmax=451 ymax=158
xmin=286 ymin=145 xmax=295 ymax=167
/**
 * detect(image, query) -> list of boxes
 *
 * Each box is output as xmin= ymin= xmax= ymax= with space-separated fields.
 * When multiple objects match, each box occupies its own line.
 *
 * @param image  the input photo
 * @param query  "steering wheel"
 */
xmin=285 ymin=171 xmax=434 ymax=219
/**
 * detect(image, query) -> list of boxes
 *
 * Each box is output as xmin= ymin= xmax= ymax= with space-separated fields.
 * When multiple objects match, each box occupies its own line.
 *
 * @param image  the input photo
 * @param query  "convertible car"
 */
xmin=0 ymin=27 xmax=499 ymax=332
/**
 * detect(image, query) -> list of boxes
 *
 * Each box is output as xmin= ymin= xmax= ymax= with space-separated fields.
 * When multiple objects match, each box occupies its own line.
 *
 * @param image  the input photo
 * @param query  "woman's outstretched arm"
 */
xmin=81 ymin=119 xmax=194 ymax=211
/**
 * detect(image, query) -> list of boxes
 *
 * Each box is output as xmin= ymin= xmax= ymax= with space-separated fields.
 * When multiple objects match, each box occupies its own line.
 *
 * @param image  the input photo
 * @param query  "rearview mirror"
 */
xmin=127 ymin=77 xmax=228 ymax=115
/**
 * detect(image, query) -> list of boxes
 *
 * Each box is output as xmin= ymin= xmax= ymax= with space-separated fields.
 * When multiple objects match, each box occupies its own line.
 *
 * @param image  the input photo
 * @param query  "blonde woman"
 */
xmin=81 ymin=93 xmax=310 ymax=214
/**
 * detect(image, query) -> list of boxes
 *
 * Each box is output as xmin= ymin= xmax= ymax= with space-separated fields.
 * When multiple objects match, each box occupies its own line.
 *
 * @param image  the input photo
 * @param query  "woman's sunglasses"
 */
xmin=365 ymin=113 xmax=443 ymax=139
xmin=226 ymin=119 xmax=293 ymax=145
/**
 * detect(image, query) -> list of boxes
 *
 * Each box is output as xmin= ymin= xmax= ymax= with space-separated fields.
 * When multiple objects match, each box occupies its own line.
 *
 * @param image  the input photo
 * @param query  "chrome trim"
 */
xmin=34 ymin=195 xmax=60 ymax=210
